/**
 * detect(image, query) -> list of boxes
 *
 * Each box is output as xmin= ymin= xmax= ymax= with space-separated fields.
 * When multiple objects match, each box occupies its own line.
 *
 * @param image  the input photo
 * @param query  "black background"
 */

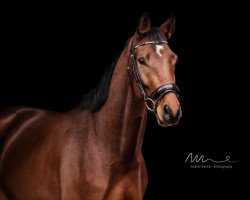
xmin=1 ymin=1 xmax=247 ymax=199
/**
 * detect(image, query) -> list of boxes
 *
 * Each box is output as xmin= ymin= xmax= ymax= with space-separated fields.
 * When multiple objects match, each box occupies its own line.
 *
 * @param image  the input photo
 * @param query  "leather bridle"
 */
xmin=128 ymin=40 xmax=180 ymax=113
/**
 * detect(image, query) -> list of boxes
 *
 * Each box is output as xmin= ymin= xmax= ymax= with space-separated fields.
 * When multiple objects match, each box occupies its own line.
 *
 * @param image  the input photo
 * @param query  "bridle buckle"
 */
xmin=145 ymin=97 xmax=155 ymax=112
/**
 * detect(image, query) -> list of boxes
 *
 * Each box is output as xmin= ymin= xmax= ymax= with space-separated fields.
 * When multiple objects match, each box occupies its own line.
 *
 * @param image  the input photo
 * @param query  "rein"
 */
xmin=128 ymin=40 xmax=180 ymax=113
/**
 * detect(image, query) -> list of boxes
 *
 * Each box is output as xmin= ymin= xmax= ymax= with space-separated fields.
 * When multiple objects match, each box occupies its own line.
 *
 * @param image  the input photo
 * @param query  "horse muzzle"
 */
xmin=147 ymin=84 xmax=181 ymax=127
xmin=158 ymin=105 xmax=182 ymax=127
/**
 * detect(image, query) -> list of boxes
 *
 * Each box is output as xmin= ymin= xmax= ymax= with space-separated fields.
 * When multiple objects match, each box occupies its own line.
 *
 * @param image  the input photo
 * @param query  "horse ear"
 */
xmin=136 ymin=13 xmax=151 ymax=38
xmin=160 ymin=14 xmax=176 ymax=39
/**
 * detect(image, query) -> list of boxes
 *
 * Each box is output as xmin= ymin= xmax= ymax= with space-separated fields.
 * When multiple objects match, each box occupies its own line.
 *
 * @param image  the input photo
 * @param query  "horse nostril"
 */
xmin=163 ymin=105 xmax=182 ymax=123
xmin=162 ymin=105 xmax=172 ymax=122
xmin=164 ymin=105 xmax=171 ymax=115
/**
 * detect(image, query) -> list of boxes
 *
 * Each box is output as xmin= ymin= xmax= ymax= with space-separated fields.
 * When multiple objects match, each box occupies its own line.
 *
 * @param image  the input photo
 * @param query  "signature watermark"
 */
xmin=185 ymin=153 xmax=239 ymax=169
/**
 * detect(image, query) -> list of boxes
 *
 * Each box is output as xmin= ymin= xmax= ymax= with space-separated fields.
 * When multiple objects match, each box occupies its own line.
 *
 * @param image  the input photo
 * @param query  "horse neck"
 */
xmin=92 ymin=45 xmax=147 ymax=162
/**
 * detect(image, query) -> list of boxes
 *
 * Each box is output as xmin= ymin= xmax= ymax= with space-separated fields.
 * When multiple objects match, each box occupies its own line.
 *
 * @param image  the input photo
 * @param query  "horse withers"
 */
xmin=0 ymin=14 xmax=181 ymax=200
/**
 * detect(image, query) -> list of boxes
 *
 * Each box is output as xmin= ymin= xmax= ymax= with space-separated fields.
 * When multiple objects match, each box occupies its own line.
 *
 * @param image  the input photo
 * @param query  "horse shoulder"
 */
xmin=0 ymin=107 xmax=73 ymax=165
xmin=0 ymin=107 xmax=48 ymax=141
xmin=0 ymin=107 xmax=73 ymax=199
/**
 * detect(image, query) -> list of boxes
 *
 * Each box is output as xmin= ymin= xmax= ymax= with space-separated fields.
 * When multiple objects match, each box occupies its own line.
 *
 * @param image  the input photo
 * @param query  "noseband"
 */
xmin=128 ymin=40 xmax=180 ymax=112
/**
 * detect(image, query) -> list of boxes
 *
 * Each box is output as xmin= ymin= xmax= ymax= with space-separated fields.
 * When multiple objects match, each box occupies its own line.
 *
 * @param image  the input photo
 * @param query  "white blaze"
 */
xmin=156 ymin=45 xmax=164 ymax=57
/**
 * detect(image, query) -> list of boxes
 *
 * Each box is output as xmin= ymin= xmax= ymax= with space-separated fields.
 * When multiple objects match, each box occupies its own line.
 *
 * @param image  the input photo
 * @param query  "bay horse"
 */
xmin=0 ymin=14 xmax=181 ymax=200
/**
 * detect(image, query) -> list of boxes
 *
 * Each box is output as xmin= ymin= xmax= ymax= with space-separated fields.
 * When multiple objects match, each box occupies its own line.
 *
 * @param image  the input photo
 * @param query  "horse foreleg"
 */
xmin=103 ymin=162 xmax=147 ymax=200
xmin=103 ymin=175 xmax=145 ymax=200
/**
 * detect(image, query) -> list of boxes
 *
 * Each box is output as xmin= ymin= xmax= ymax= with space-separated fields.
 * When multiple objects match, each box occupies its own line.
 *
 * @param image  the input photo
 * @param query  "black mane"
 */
xmin=79 ymin=58 xmax=117 ymax=112
xmin=80 ymin=28 xmax=166 ymax=113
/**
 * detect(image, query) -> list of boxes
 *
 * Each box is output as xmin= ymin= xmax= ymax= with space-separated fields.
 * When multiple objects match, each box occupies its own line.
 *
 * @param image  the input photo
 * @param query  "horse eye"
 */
xmin=138 ymin=57 xmax=145 ymax=65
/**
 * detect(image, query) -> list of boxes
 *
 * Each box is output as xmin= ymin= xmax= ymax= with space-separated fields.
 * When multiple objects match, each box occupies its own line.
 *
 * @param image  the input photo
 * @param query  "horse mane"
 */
xmin=80 ymin=28 xmax=166 ymax=113
xmin=79 ymin=57 xmax=118 ymax=112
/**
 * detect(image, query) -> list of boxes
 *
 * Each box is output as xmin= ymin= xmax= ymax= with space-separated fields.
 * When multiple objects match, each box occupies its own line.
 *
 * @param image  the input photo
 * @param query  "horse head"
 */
xmin=128 ymin=14 xmax=182 ymax=127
